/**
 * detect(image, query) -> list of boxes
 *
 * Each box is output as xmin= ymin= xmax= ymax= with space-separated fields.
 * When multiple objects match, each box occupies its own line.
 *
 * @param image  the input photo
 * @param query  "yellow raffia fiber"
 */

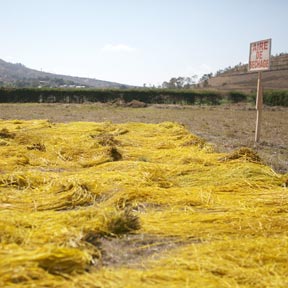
xmin=0 ymin=119 xmax=287 ymax=287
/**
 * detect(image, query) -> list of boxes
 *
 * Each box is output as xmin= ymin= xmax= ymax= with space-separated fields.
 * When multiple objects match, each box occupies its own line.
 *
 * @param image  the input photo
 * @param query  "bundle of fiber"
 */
xmin=0 ymin=119 xmax=287 ymax=287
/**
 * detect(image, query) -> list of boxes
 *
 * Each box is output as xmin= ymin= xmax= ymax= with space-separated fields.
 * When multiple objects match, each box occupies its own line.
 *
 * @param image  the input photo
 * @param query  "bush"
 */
xmin=228 ymin=91 xmax=247 ymax=103
xmin=264 ymin=90 xmax=288 ymax=106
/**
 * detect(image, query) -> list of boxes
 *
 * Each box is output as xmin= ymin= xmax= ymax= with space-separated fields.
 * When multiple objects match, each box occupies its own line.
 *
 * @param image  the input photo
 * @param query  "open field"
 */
xmin=0 ymin=103 xmax=287 ymax=173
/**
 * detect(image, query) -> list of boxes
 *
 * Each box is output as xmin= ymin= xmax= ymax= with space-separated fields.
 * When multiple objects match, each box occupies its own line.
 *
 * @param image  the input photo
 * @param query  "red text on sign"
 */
xmin=252 ymin=40 xmax=269 ymax=52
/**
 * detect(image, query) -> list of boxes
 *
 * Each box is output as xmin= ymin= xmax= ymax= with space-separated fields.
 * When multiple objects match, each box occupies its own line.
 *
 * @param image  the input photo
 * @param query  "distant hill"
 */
xmin=204 ymin=53 xmax=288 ymax=92
xmin=0 ymin=58 xmax=130 ymax=89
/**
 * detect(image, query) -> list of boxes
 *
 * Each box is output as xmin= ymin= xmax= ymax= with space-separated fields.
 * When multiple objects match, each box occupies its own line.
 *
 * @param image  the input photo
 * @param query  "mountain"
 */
xmin=203 ymin=53 xmax=288 ymax=92
xmin=0 ymin=58 xmax=130 ymax=89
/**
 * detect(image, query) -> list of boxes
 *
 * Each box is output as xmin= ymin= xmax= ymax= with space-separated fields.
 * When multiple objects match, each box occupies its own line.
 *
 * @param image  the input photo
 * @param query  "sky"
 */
xmin=1 ymin=0 xmax=287 ymax=86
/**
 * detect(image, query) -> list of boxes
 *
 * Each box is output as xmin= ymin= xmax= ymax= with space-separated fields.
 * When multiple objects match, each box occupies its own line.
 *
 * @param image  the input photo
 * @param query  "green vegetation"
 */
xmin=227 ymin=91 xmax=247 ymax=103
xmin=264 ymin=90 xmax=288 ymax=106
xmin=0 ymin=87 xmax=287 ymax=106
xmin=0 ymin=88 xmax=221 ymax=105
xmin=249 ymin=90 xmax=288 ymax=107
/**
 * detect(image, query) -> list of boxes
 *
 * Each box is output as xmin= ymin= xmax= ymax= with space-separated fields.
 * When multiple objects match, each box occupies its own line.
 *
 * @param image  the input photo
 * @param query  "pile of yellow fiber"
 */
xmin=0 ymin=119 xmax=287 ymax=287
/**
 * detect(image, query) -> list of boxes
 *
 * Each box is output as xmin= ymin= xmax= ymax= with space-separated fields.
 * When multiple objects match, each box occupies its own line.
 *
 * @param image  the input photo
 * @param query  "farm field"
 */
xmin=0 ymin=103 xmax=288 ymax=287
xmin=0 ymin=102 xmax=287 ymax=173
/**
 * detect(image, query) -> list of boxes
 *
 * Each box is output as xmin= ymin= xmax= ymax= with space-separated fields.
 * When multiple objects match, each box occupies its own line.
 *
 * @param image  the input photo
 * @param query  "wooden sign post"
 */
xmin=255 ymin=71 xmax=263 ymax=142
xmin=248 ymin=39 xmax=271 ymax=143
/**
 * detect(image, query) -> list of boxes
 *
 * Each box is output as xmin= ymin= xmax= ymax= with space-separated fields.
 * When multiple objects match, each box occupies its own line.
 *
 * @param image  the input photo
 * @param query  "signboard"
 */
xmin=249 ymin=38 xmax=272 ymax=143
xmin=249 ymin=39 xmax=271 ymax=71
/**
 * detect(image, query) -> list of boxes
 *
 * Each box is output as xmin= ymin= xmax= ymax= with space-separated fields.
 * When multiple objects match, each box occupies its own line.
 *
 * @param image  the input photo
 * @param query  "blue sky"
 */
xmin=1 ymin=0 xmax=287 ymax=86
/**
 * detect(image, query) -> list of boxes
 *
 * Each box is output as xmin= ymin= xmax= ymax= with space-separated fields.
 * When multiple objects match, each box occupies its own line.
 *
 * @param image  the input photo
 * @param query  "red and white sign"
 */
xmin=249 ymin=39 xmax=271 ymax=71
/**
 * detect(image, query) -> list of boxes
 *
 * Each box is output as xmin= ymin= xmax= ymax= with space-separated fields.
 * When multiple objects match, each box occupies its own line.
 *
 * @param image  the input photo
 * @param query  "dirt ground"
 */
xmin=0 ymin=102 xmax=287 ymax=173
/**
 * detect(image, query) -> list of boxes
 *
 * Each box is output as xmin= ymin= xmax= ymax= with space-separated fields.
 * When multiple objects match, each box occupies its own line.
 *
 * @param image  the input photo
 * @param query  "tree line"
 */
xmin=161 ymin=74 xmax=213 ymax=89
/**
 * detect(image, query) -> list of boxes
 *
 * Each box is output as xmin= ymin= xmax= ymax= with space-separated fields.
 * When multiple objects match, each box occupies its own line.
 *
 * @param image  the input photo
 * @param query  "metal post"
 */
xmin=255 ymin=71 xmax=263 ymax=143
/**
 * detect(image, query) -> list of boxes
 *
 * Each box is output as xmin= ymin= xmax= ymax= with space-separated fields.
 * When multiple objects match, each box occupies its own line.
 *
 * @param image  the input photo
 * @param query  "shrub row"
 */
xmin=0 ymin=88 xmax=222 ymax=105
xmin=264 ymin=90 xmax=288 ymax=107
xmin=248 ymin=90 xmax=288 ymax=107
xmin=0 ymin=88 xmax=287 ymax=106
